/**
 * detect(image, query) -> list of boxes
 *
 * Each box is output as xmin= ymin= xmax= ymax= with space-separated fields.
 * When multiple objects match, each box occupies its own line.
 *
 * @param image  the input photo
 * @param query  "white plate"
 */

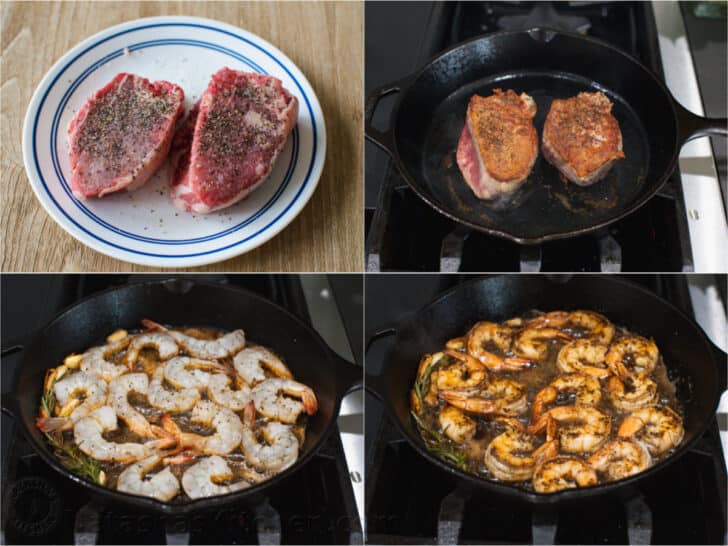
xmin=22 ymin=16 xmax=326 ymax=268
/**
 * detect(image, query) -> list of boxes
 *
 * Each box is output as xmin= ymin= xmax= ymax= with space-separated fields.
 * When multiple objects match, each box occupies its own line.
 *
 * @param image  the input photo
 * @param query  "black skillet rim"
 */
xmin=10 ymin=278 xmax=353 ymax=515
xmin=383 ymin=274 xmax=722 ymax=503
xmin=381 ymin=26 xmax=682 ymax=245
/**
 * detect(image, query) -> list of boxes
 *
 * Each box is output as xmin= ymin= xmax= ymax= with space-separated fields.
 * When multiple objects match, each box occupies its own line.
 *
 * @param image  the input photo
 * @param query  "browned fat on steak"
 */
xmin=542 ymin=91 xmax=625 ymax=186
xmin=68 ymin=73 xmax=184 ymax=199
xmin=456 ymin=89 xmax=538 ymax=200
xmin=169 ymin=68 xmax=298 ymax=214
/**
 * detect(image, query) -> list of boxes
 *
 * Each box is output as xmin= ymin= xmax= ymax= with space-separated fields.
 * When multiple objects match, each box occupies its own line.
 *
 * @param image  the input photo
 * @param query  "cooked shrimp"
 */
xmin=529 ymin=405 xmax=611 ymax=454
xmin=163 ymin=356 xmax=229 ymax=390
xmin=208 ymin=373 xmax=251 ymax=411
xmin=556 ymin=339 xmax=610 ymax=379
xmin=74 ymin=406 xmax=168 ymax=463
xmin=587 ymin=439 xmax=651 ymax=481
xmin=416 ymin=352 xmax=446 ymax=406
xmin=181 ymin=456 xmax=250 ymax=499
xmin=531 ymin=373 xmax=602 ymax=422
xmin=80 ymin=339 xmax=130 ymax=382
xmin=606 ymin=336 xmax=659 ymax=378
xmin=250 ymin=378 xmax=318 ymax=424
xmin=433 ymin=350 xmax=488 ymax=390
xmin=484 ymin=426 xmax=558 ymax=482
xmin=36 ymin=371 xmax=108 ymax=432
xmin=162 ymin=400 xmax=243 ymax=456
xmin=142 ymin=320 xmax=246 ymax=360
xmin=532 ymin=456 xmax=598 ymax=493
xmin=124 ymin=333 xmax=178 ymax=370
xmin=147 ymin=367 xmax=200 ymax=413
xmin=439 ymin=377 xmax=528 ymax=417
xmin=513 ymin=327 xmax=572 ymax=360
xmin=445 ymin=337 xmax=466 ymax=351
xmin=438 ymin=405 xmax=476 ymax=443
xmin=116 ymin=454 xmax=180 ymax=501
xmin=617 ymin=405 xmax=684 ymax=456
xmin=232 ymin=346 xmax=293 ymax=386
xmin=607 ymin=375 xmax=658 ymax=412
xmin=466 ymin=323 xmax=532 ymax=371
xmin=240 ymin=402 xmax=299 ymax=472
xmin=527 ymin=311 xmax=614 ymax=344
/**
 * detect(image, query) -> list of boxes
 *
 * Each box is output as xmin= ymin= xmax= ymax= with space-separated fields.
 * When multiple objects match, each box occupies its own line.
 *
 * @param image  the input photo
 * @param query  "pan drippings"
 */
xmin=36 ymin=323 xmax=317 ymax=503
xmin=410 ymin=310 xmax=684 ymax=494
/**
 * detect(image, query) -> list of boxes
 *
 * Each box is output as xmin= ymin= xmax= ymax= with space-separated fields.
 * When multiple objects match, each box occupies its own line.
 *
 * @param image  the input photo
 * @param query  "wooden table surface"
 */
xmin=0 ymin=1 xmax=363 ymax=272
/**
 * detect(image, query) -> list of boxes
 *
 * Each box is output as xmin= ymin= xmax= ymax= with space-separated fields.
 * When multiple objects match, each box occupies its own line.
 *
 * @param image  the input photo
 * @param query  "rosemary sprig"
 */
xmin=411 ymin=410 xmax=468 ymax=471
xmin=39 ymin=368 xmax=104 ymax=485
xmin=414 ymin=354 xmax=441 ymax=405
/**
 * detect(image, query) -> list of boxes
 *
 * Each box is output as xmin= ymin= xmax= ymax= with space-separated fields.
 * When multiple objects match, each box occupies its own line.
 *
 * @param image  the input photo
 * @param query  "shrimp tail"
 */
xmin=35 ymin=416 xmax=72 ymax=432
xmin=243 ymin=401 xmax=257 ymax=426
xmin=160 ymin=413 xmax=181 ymax=436
xmin=302 ymin=389 xmax=318 ymax=415
xmin=151 ymin=424 xmax=178 ymax=449
xmin=141 ymin=319 xmax=167 ymax=332
xmin=163 ymin=449 xmax=200 ymax=465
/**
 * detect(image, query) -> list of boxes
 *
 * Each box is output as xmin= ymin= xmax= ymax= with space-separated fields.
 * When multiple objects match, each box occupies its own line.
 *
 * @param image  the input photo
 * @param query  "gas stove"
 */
xmin=364 ymin=274 xmax=727 ymax=544
xmin=365 ymin=1 xmax=726 ymax=272
xmin=0 ymin=274 xmax=364 ymax=545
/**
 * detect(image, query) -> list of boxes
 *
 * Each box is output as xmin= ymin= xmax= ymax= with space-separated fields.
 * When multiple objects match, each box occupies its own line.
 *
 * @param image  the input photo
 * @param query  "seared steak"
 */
xmin=542 ymin=91 xmax=624 ymax=186
xmin=456 ymin=89 xmax=538 ymax=200
xmin=68 ymin=73 xmax=184 ymax=199
xmin=169 ymin=68 xmax=299 ymax=214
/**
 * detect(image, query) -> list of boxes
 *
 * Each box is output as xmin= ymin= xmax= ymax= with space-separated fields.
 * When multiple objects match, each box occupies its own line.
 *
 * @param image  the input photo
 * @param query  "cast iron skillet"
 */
xmin=1 ymin=278 xmax=362 ymax=515
xmin=365 ymin=28 xmax=728 ymax=244
xmin=366 ymin=275 xmax=727 ymax=504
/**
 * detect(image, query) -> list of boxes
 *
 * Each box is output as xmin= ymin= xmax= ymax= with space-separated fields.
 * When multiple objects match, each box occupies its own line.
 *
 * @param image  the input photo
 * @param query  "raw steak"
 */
xmin=542 ymin=91 xmax=624 ymax=186
xmin=456 ymin=89 xmax=538 ymax=200
xmin=68 ymin=73 xmax=184 ymax=199
xmin=169 ymin=68 xmax=299 ymax=214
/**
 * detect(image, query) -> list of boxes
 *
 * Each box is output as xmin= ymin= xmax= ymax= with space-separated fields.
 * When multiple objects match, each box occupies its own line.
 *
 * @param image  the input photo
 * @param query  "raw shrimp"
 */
xmin=587 ymin=439 xmax=652 ymax=481
xmin=607 ymin=374 xmax=658 ymax=412
xmin=531 ymin=373 xmax=602 ymax=422
xmin=36 ymin=371 xmax=108 ymax=432
xmin=240 ymin=402 xmax=299 ymax=472
xmin=439 ymin=376 xmax=528 ymax=417
xmin=116 ymin=454 xmax=180 ymax=501
xmin=181 ymin=456 xmax=250 ymax=499
xmin=147 ymin=367 xmax=200 ymax=413
xmin=74 ymin=406 xmax=169 ymax=463
xmin=162 ymin=400 xmax=243 ymax=456
xmin=529 ymin=405 xmax=611 ymax=454
xmin=606 ymin=335 xmax=659 ymax=378
xmin=466 ymin=323 xmax=532 ymax=371
xmin=556 ymin=340 xmax=610 ymax=379
xmin=142 ymin=320 xmax=245 ymax=360
xmin=617 ymin=405 xmax=684 ymax=456
xmin=80 ymin=339 xmax=130 ymax=382
xmin=532 ymin=456 xmax=598 ymax=493
xmin=527 ymin=311 xmax=614 ymax=344
xmin=233 ymin=346 xmax=292 ymax=386
xmin=124 ymin=333 xmax=178 ymax=369
xmin=438 ymin=405 xmax=476 ymax=443
xmin=513 ymin=327 xmax=572 ymax=361
xmin=250 ymin=378 xmax=318 ymax=424
xmin=108 ymin=373 xmax=169 ymax=439
xmin=208 ymin=373 xmax=251 ymax=411
xmin=163 ymin=356 xmax=229 ymax=390
xmin=484 ymin=424 xmax=558 ymax=482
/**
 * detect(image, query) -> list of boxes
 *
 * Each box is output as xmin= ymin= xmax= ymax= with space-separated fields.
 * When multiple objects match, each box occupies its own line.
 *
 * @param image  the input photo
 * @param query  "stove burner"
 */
xmin=496 ymin=2 xmax=591 ymax=34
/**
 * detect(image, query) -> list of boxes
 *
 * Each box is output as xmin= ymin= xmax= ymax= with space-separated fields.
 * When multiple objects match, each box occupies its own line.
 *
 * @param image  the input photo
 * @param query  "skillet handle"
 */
xmin=709 ymin=340 xmax=728 ymax=393
xmin=364 ymin=326 xmax=398 ymax=401
xmin=675 ymin=102 xmax=728 ymax=143
xmin=331 ymin=352 xmax=363 ymax=397
xmin=365 ymin=75 xmax=414 ymax=157
xmin=1 ymin=343 xmax=24 ymax=419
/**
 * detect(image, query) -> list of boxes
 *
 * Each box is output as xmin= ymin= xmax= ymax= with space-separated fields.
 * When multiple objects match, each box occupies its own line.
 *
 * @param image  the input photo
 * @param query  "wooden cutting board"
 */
xmin=0 ymin=1 xmax=363 ymax=272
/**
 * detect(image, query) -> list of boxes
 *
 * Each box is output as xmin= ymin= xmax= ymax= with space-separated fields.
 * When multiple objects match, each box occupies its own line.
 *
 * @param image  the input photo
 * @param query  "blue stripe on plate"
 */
xmin=32 ymin=22 xmax=318 ymax=259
